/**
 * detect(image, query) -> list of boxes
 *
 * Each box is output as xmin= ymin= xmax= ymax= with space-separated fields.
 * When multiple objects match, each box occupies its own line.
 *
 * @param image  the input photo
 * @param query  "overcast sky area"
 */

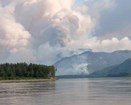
xmin=0 ymin=0 xmax=131 ymax=64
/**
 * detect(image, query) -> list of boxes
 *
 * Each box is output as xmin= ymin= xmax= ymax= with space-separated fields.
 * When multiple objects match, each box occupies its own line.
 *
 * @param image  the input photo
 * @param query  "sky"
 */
xmin=0 ymin=0 xmax=131 ymax=64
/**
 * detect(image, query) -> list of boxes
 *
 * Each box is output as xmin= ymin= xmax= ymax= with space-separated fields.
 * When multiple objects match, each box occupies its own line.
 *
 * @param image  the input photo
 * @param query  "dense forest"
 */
xmin=0 ymin=63 xmax=56 ymax=80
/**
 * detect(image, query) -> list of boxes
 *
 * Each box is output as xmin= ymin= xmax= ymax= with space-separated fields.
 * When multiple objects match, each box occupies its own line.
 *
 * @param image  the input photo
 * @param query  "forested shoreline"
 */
xmin=0 ymin=63 xmax=56 ymax=80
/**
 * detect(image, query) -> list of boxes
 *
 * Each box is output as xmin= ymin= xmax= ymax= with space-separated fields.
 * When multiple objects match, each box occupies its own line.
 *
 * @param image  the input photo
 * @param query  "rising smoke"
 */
xmin=0 ymin=0 xmax=131 ymax=64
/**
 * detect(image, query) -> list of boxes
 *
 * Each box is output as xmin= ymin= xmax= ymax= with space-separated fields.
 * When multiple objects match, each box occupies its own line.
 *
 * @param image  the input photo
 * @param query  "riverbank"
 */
xmin=0 ymin=78 xmax=56 ymax=83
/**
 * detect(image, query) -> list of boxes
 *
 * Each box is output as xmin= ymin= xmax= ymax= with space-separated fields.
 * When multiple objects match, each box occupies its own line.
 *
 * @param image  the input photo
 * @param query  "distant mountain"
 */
xmin=89 ymin=58 xmax=131 ymax=77
xmin=55 ymin=50 xmax=131 ymax=76
xmin=56 ymin=48 xmax=92 ymax=62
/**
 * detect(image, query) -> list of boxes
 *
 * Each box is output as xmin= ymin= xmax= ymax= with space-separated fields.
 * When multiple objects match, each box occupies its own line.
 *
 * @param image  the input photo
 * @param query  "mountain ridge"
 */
xmin=89 ymin=58 xmax=131 ymax=77
xmin=55 ymin=50 xmax=131 ymax=76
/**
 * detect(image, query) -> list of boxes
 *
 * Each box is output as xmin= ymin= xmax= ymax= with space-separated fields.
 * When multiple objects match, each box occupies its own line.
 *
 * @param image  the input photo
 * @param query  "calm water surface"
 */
xmin=0 ymin=78 xmax=131 ymax=105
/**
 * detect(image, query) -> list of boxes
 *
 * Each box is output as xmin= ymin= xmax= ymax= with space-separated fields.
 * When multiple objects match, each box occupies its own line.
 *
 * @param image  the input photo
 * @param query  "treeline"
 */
xmin=0 ymin=63 xmax=56 ymax=80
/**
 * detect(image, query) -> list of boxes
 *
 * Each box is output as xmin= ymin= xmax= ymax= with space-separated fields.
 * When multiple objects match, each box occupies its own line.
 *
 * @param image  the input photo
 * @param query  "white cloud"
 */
xmin=87 ymin=37 xmax=131 ymax=52
xmin=0 ymin=0 xmax=130 ymax=64
xmin=0 ymin=0 xmax=95 ymax=64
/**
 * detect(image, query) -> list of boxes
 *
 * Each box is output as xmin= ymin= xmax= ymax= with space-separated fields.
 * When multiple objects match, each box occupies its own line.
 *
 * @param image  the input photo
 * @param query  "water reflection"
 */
xmin=55 ymin=78 xmax=131 ymax=105
xmin=0 ymin=78 xmax=131 ymax=105
xmin=0 ymin=81 xmax=55 ymax=105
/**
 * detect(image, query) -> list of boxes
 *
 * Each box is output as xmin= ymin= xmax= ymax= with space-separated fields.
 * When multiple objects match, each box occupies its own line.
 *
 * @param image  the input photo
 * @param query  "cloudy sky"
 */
xmin=0 ymin=0 xmax=131 ymax=64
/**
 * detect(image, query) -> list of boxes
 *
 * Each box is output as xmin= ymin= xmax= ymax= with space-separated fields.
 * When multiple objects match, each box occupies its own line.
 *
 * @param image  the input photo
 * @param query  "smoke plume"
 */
xmin=0 ymin=0 xmax=131 ymax=64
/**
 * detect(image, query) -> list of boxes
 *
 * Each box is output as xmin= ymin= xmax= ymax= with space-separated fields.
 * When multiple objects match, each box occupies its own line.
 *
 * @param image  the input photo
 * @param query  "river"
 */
xmin=0 ymin=77 xmax=131 ymax=105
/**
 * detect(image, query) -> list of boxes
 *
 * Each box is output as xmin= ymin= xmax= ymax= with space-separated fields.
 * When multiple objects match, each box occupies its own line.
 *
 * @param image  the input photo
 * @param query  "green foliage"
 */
xmin=0 ymin=63 xmax=55 ymax=80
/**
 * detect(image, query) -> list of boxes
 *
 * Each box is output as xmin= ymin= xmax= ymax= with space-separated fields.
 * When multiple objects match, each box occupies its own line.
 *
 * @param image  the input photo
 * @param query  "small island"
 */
xmin=0 ymin=63 xmax=56 ymax=81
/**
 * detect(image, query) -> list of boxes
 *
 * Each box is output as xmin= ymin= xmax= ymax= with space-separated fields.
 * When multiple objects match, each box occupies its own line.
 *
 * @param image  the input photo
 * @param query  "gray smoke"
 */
xmin=0 ymin=0 xmax=131 ymax=64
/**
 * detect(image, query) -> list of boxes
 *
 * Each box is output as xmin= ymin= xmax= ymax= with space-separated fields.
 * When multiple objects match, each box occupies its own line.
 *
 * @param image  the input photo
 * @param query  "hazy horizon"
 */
xmin=0 ymin=0 xmax=131 ymax=64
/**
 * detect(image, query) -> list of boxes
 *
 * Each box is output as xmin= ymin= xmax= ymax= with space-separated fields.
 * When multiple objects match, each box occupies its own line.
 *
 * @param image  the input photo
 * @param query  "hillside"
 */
xmin=55 ymin=50 xmax=131 ymax=76
xmin=89 ymin=58 xmax=131 ymax=77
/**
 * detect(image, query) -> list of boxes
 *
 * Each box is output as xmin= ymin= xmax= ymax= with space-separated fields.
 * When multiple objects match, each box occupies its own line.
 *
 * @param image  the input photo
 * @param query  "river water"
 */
xmin=0 ymin=78 xmax=131 ymax=105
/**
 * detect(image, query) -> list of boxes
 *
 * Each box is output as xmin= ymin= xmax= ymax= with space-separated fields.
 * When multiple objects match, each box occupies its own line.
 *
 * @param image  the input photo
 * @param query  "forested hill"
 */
xmin=0 ymin=63 xmax=56 ymax=80
xmin=89 ymin=58 xmax=131 ymax=77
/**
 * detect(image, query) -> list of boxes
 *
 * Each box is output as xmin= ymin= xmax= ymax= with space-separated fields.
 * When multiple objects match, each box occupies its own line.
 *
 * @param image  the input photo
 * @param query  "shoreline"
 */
xmin=0 ymin=78 xmax=56 ymax=83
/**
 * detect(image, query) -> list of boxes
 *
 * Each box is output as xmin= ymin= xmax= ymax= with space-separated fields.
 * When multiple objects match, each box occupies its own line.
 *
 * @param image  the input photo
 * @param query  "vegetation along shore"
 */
xmin=0 ymin=63 xmax=56 ymax=81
